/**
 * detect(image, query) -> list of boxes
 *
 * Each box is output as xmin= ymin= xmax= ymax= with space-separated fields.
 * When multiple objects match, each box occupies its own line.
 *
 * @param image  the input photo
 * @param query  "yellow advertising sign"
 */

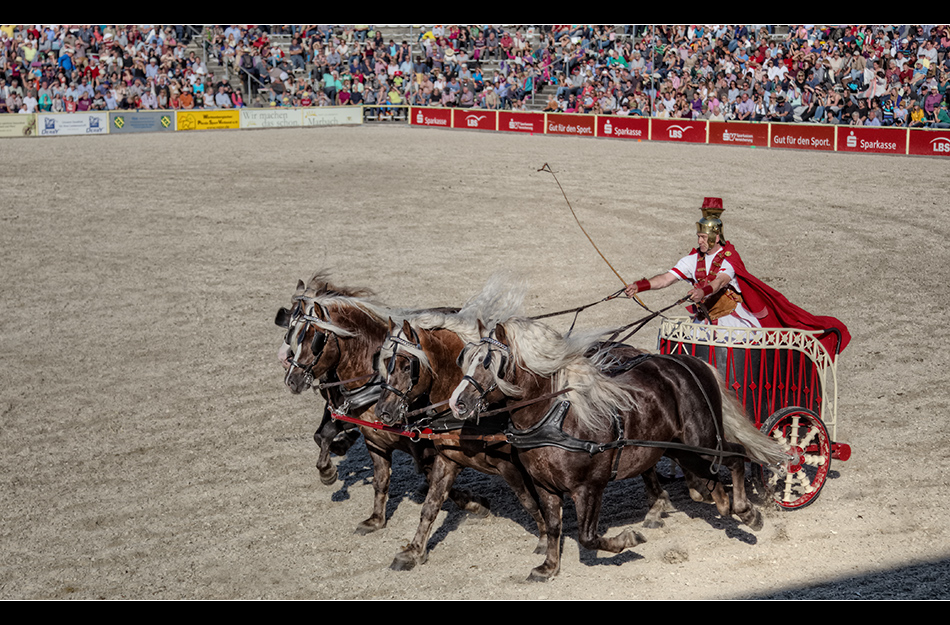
xmin=175 ymin=110 xmax=240 ymax=131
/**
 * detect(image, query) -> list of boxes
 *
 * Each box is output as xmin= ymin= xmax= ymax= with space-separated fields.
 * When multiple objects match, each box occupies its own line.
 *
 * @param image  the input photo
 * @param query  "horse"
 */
xmin=276 ymin=280 xmax=360 ymax=486
xmin=374 ymin=314 xmax=549 ymax=570
xmin=276 ymin=272 xmax=489 ymax=534
xmin=449 ymin=314 xmax=788 ymax=582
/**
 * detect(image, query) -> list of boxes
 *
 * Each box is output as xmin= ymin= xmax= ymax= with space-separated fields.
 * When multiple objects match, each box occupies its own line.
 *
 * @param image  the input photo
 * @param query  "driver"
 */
xmin=624 ymin=197 xmax=851 ymax=355
xmin=625 ymin=198 xmax=761 ymax=328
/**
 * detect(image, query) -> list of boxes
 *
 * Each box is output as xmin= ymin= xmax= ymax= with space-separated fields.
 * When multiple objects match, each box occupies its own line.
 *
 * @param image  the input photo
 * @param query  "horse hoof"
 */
xmin=467 ymin=503 xmax=491 ymax=519
xmin=622 ymin=528 xmax=648 ymax=547
xmin=688 ymin=487 xmax=714 ymax=504
xmin=355 ymin=519 xmax=384 ymax=535
xmin=318 ymin=466 xmax=338 ymax=485
xmin=391 ymin=549 xmax=425 ymax=571
xmin=527 ymin=567 xmax=557 ymax=582
xmin=739 ymin=508 xmax=764 ymax=531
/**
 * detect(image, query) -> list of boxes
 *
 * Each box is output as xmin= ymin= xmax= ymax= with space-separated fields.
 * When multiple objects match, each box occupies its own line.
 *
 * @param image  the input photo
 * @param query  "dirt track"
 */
xmin=2 ymin=124 xmax=949 ymax=599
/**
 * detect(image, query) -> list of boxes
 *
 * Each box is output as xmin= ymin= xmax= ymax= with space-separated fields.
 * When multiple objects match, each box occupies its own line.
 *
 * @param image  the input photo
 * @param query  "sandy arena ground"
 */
xmin=2 ymin=123 xmax=949 ymax=599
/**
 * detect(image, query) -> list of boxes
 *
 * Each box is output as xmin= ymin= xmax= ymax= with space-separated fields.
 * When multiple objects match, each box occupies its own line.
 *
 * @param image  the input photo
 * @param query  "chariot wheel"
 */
xmin=757 ymin=407 xmax=831 ymax=510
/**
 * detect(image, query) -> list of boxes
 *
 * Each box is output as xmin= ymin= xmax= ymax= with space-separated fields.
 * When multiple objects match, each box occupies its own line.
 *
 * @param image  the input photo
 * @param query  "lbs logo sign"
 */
xmin=932 ymin=137 xmax=950 ymax=153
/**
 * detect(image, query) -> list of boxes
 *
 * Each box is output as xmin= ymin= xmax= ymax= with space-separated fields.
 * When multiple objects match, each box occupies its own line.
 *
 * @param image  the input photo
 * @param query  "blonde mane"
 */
xmin=496 ymin=318 xmax=640 ymax=435
xmin=379 ymin=272 xmax=528 ymax=374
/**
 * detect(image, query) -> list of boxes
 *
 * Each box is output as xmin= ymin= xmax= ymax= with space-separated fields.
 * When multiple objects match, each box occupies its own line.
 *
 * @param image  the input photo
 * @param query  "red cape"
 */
xmin=695 ymin=242 xmax=851 ymax=358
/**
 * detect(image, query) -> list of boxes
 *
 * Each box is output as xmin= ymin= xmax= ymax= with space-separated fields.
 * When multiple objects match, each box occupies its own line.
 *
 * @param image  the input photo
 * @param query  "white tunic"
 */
xmin=669 ymin=251 xmax=762 ymax=328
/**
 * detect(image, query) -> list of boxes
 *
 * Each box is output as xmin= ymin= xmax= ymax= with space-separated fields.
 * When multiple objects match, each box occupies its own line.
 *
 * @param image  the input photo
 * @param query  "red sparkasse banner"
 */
xmin=650 ymin=118 xmax=707 ymax=143
xmin=410 ymin=106 xmax=452 ymax=128
xmin=499 ymin=111 xmax=544 ymax=134
xmin=546 ymin=113 xmax=595 ymax=137
xmin=708 ymin=121 xmax=769 ymax=147
xmin=908 ymin=128 xmax=950 ymax=157
xmin=836 ymin=126 xmax=906 ymax=155
xmin=770 ymin=123 xmax=835 ymax=151
xmin=597 ymin=115 xmax=649 ymax=140
xmin=454 ymin=109 xmax=496 ymax=131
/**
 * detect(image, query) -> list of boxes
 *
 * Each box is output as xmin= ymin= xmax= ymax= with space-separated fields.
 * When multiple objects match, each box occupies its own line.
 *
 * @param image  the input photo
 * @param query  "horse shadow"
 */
xmin=324 ymin=440 xmax=542 ymax=544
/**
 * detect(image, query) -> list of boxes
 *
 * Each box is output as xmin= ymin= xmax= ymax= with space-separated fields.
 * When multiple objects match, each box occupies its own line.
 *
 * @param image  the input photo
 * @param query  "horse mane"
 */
xmin=498 ymin=317 xmax=640 ymax=435
xmin=380 ymin=272 xmax=529 ymax=374
xmin=304 ymin=270 xmax=376 ymax=299
xmin=300 ymin=270 xmax=394 ymax=331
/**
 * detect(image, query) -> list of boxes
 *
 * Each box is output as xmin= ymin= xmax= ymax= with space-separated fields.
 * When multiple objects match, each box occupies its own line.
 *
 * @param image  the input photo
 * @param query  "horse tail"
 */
xmin=705 ymin=363 xmax=789 ymax=467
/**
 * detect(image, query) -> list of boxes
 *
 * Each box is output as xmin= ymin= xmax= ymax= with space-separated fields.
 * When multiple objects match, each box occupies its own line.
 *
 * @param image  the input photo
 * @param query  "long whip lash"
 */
xmin=539 ymin=163 xmax=649 ymax=309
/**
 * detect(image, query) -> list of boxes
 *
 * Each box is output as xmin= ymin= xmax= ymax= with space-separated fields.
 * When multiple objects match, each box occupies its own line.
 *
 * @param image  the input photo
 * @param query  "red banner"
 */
xmin=770 ymin=123 xmax=835 ymax=151
xmin=908 ymin=128 xmax=950 ymax=157
xmin=545 ymin=113 xmax=595 ymax=137
xmin=410 ymin=107 xmax=452 ymax=128
xmin=650 ymin=118 xmax=707 ymax=143
xmin=597 ymin=115 xmax=649 ymax=140
xmin=499 ymin=111 xmax=544 ymax=134
xmin=708 ymin=121 xmax=769 ymax=147
xmin=836 ymin=126 xmax=906 ymax=155
xmin=454 ymin=109 xmax=496 ymax=131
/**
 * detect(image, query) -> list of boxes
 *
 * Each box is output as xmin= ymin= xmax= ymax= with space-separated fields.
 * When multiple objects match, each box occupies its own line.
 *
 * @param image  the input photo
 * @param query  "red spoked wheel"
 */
xmin=758 ymin=407 xmax=832 ymax=510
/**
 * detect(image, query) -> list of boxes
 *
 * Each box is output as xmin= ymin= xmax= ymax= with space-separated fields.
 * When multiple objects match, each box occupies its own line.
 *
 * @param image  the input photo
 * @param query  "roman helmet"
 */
xmin=696 ymin=197 xmax=725 ymax=244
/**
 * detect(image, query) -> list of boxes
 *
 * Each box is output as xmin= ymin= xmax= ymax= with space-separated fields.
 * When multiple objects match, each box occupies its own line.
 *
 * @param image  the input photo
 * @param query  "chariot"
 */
xmin=657 ymin=318 xmax=851 ymax=509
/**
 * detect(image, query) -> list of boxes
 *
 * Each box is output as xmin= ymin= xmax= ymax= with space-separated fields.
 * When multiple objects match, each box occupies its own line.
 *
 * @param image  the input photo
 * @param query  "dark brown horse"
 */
xmin=449 ymin=315 xmax=788 ymax=581
xmin=374 ymin=315 xmax=549 ymax=570
xmin=277 ymin=273 xmax=488 ymax=534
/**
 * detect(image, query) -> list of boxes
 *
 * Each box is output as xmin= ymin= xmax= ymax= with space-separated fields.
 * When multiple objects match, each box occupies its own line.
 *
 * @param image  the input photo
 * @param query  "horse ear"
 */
xmin=295 ymin=279 xmax=305 ymax=294
xmin=477 ymin=318 xmax=486 ymax=335
xmin=402 ymin=318 xmax=413 ymax=337
xmin=388 ymin=317 xmax=396 ymax=333
xmin=494 ymin=323 xmax=508 ymax=344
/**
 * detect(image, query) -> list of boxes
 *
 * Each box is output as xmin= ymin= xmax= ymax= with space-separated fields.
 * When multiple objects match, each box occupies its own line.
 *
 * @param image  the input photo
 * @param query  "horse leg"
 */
xmin=445 ymin=486 xmax=490 ymax=518
xmin=726 ymin=454 xmax=763 ymax=531
xmin=411 ymin=444 xmax=490 ymax=518
xmin=670 ymin=452 xmax=733 ymax=518
xmin=528 ymin=487 xmax=564 ymax=582
xmin=356 ymin=442 xmax=392 ymax=535
xmin=313 ymin=408 xmax=340 ymax=485
xmin=392 ymin=455 xmax=463 ymax=571
xmin=572 ymin=484 xmax=646 ymax=556
xmin=498 ymin=462 xmax=547 ymax=554
xmin=640 ymin=467 xmax=673 ymax=529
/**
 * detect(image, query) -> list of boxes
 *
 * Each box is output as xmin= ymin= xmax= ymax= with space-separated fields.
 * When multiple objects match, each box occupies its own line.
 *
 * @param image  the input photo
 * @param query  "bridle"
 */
xmin=455 ymin=332 xmax=512 ymax=420
xmin=377 ymin=331 xmax=424 ymax=420
xmin=283 ymin=296 xmax=337 ymax=389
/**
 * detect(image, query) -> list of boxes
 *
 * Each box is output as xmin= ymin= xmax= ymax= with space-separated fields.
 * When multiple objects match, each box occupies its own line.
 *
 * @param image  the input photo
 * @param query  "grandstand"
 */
xmin=2 ymin=25 xmax=948 ymax=128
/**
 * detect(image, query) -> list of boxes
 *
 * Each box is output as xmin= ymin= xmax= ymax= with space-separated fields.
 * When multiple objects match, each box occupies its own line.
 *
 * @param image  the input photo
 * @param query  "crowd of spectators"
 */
xmin=0 ymin=25 xmax=244 ymax=114
xmin=3 ymin=25 xmax=950 ymax=128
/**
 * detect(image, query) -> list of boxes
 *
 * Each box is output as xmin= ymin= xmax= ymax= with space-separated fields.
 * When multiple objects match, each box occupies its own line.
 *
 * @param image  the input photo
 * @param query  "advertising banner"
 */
xmin=301 ymin=106 xmax=362 ymax=127
xmin=454 ymin=109 xmax=496 ymax=131
xmin=37 ymin=112 xmax=109 ymax=136
xmin=907 ymin=128 xmax=950 ymax=157
xmin=650 ymin=118 xmax=707 ymax=143
xmin=770 ymin=123 xmax=835 ymax=151
xmin=546 ymin=113 xmax=595 ymax=137
xmin=836 ymin=126 xmax=906 ymax=155
xmin=597 ymin=115 xmax=648 ymax=140
xmin=175 ymin=110 xmax=240 ymax=131
xmin=241 ymin=107 xmax=302 ymax=129
xmin=0 ymin=113 xmax=36 ymax=138
xmin=109 ymin=111 xmax=174 ymax=134
xmin=498 ymin=111 xmax=544 ymax=134
xmin=708 ymin=121 xmax=769 ymax=148
xmin=410 ymin=106 xmax=452 ymax=128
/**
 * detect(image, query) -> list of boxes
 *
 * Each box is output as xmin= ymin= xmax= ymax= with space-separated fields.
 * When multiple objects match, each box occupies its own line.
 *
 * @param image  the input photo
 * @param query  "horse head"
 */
xmin=280 ymin=291 xmax=342 ymax=394
xmin=375 ymin=318 xmax=430 ymax=426
xmin=449 ymin=320 xmax=515 ymax=420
